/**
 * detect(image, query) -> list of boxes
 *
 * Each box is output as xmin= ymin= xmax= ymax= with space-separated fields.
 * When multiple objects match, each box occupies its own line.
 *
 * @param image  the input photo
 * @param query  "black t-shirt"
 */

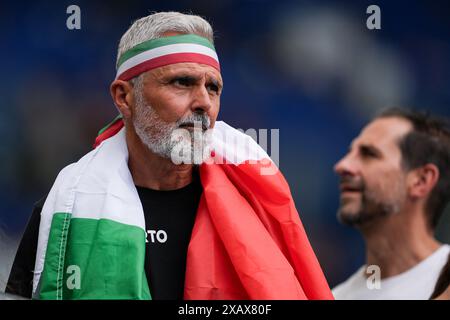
xmin=6 ymin=174 xmax=202 ymax=300
xmin=137 ymin=173 xmax=202 ymax=299
xmin=5 ymin=198 xmax=43 ymax=298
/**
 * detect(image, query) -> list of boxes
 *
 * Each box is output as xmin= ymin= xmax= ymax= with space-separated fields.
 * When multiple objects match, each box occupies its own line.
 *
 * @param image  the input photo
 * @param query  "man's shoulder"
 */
xmin=432 ymin=244 xmax=450 ymax=268
xmin=50 ymin=146 xmax=100 ymax=187
xmin=332 ymin=265 xmax=367 ymax=299
xmin=48 ymin=162 xmax=78 ymax=191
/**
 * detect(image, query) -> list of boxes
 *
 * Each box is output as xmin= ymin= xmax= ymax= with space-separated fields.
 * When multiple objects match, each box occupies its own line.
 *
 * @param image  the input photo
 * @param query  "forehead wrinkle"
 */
xmin=152 ymin=62 xmax=221 ymax=78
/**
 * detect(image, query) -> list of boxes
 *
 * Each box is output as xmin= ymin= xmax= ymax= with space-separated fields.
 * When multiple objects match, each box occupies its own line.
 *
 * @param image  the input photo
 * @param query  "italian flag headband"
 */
xmin=115 ymin=34 xmax=220 ymax=81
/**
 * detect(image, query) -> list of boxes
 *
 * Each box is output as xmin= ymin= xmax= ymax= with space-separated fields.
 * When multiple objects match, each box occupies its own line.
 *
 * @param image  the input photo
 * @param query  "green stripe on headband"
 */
xmin=117 ymin=34 xmax=216 ymax=68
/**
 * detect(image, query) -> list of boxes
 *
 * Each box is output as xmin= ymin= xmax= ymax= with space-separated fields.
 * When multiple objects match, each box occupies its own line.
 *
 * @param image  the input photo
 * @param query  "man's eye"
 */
xmin=207 ymin=84 xmax=219 ymax=93
xmin=171 ymin=77 xmax=192 ymax=87
xmin=361 ymin=148 xmax=377 ymax=158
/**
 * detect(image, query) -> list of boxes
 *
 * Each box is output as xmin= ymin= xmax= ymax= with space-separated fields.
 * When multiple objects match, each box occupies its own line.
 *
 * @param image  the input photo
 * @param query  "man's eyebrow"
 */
xmin=162 ymin=71 xmax=223 ymax=88
xmin=348 ymin=141 xmax=382 ymax=156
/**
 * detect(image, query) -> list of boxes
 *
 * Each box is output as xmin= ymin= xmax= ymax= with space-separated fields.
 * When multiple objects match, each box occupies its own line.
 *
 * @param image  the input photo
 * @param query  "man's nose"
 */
xmin=190 ymin=85 xmax=212 ymax=114
xmin=334 ymin=153 xmax=357 ymax=176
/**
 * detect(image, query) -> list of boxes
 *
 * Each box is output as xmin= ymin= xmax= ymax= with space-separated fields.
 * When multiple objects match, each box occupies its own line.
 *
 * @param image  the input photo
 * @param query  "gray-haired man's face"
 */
xmin=131 ymin=62 xmax=223 ymax=163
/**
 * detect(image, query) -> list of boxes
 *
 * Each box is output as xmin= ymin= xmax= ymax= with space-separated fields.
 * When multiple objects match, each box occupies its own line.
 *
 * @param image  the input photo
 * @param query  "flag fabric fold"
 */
xmin=33 ymin=120 xmax=333 ymax=300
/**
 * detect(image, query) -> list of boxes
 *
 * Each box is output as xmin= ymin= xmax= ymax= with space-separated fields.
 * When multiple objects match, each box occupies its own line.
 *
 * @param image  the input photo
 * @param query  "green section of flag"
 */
xmin=117 ymin=34 xmax=215 ymax=67
xmin=97 ymin=114 xmax=123 ymax=136
xmin=39 ymin=215 xmax=151 ymax=300
xmin=38 ymin=212 xmax=71 ymax=300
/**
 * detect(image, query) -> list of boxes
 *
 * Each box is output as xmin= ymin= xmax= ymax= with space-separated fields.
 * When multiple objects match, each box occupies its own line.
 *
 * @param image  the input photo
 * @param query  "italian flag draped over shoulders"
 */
xmin=33 ymin=118 xmax=333 ymax=300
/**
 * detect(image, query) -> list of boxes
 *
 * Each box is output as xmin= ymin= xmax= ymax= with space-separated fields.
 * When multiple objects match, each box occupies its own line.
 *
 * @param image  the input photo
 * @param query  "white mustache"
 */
xmin=177 ymin=114 xmax=211 ymax=129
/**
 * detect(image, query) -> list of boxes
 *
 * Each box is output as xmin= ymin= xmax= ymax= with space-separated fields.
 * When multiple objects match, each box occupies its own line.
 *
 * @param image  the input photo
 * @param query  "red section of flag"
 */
xmin=93 ymin=119 xmax=333 ymax=299
xmin=93 ymin=118 xmax=124 ymax=148
xmin=184 ymin=161 xmax=334 ymax=300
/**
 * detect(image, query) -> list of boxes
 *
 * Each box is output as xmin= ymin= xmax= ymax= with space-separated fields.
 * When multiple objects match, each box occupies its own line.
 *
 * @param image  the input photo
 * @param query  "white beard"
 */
xmin=132 ymin=86 xmax=212 ymax=164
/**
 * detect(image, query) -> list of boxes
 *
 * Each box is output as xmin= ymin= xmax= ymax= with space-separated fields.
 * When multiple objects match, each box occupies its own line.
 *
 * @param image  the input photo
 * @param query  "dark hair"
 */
xmin=430 ymin=253 xmax=450 ymax=299
xmin=376 ymin=107 xmax=450 ymax=229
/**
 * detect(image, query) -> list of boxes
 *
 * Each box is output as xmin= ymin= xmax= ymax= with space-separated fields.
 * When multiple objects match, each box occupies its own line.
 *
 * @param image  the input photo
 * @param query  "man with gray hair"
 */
xmin=7 ymin=12 xmax=332 ymax=300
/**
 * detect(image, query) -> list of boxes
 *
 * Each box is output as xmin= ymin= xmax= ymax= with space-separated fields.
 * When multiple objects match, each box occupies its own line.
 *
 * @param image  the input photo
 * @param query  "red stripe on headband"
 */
xmin=117 ymin=52 xmax=220 ymax=81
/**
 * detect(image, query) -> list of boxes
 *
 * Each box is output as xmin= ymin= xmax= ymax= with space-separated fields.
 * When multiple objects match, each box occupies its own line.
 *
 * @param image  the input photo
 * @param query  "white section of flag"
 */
xmin=116 ymin=43 xmax=219 ymax=79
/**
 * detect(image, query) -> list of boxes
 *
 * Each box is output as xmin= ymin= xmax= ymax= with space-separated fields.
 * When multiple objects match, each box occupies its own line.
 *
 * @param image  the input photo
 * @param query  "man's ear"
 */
xmin=110 ymin=80 xmax=134 ymax=120
xmin=408 ymin=164 xmax=440 ymax=199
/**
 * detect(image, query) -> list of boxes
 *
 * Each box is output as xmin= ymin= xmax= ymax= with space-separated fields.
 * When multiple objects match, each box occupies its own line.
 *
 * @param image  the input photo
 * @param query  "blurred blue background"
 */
xmin=1 ymin=0 xmax=449 ymax=291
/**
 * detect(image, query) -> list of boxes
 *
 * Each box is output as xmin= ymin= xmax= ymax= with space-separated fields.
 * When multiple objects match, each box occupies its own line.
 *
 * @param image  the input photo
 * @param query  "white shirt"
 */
xmin=332 ymin=244 xmax=450 ymax=300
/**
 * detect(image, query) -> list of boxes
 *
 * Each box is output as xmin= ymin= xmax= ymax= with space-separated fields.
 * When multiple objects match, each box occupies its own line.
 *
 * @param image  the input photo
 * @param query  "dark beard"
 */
xmin=337 ymin=190 xmax=393 ymax=228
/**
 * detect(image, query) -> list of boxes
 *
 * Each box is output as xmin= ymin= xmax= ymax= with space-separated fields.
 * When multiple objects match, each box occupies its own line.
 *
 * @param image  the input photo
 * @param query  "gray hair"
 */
xmin=116 ymin=12 xmax=215 ymax=70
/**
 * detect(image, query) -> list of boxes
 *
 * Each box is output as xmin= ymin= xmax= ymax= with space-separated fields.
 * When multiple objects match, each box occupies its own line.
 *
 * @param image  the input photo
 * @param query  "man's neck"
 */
xmin=126 ymin=127 xmax=194 ymax=191
xmin=360 ymin=208 xmax=441 ymax=279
